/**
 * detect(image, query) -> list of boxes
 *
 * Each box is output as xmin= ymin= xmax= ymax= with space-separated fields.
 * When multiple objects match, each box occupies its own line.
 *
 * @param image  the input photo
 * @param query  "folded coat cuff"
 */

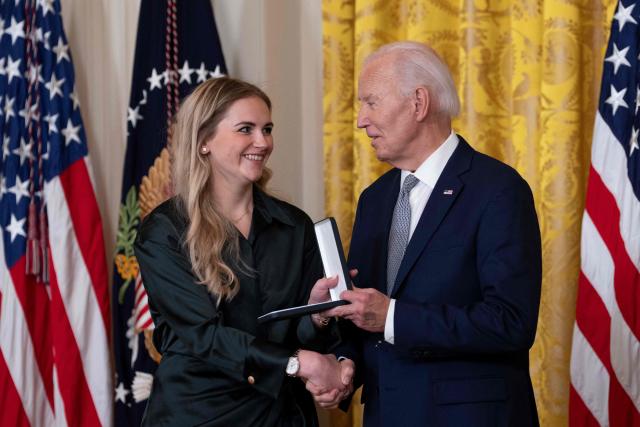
xmin=245 ymin=339 xmax=291 ymax=398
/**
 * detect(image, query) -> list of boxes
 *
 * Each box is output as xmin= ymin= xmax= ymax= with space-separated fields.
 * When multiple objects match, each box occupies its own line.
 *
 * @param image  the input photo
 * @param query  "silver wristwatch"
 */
xmin=286 ymin=350 xmax=300 ymax=377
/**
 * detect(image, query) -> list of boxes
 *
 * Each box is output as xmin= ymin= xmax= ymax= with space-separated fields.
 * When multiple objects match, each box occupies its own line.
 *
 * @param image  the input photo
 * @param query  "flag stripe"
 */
xmin=591 ymin=114 xmax=640 ymax=270
xmin=575 ymin=273 xmax=612 ymax=372
xmin=46 ymin=174 xmax=112 ymax=427
xmin=0 ymin=263 xmax=55 ymax=426
xmin=135 ymin=305 xmax=150 ymax=325
xmin=134 ymin=273 xmax=154 ymax=331
xmin=135 ymin=284 xmax=146 ymax=307
xmin=58 ymin=158 xmax=110 ymax=335
xmin=609 ymin=308 xmax=640 ymax=418
xmin=48 ymin=259 xmax=102 ymax=427
xmin=585 ymin=165 xmax=640 ymax=340
xmin=580 ymin=212 xmax=616 ymax=314
xmin=52 ymin=366 xmax=70 ymax=427
xmin=8 ymin=257 xmax=54 ymax=408
xmin=0 ymin=352 xmax=31 ymax=427
xmin=608 ymin=369 xmax=640 ymax=426
xmin=570 ymin=325 xmax=610 ymax=426
xmin=569 ymin=385 xmax=602 ymax=427
xmin=138 ymin=316 xmax=154 ymax=331
xmin=580 ymin=208 xmax=640 ymax=415
xmin=585 ymin=167 xmax=640 ymax=416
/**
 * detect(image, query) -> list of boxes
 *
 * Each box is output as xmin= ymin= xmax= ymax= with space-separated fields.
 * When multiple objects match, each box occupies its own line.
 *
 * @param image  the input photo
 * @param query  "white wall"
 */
xmin=59 ymin=0 xmax=325 ymax=271
xmin=214 ymin=0 xmax=325 ymax=216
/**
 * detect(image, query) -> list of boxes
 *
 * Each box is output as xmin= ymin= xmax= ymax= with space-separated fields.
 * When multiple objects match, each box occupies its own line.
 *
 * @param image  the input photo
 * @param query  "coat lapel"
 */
xmin=390 ymin=138 xmax=474 ymax=296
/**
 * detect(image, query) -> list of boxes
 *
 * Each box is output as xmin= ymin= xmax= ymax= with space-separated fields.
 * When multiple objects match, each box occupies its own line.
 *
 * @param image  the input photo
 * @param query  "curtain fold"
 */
xmin=322 ymin=1 xmax=616 ymax=425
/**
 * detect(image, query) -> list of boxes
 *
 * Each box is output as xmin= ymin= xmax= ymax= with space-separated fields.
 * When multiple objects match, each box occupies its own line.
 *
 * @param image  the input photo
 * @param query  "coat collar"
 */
xmin=252 ymin=186 xmax=295 ymax=227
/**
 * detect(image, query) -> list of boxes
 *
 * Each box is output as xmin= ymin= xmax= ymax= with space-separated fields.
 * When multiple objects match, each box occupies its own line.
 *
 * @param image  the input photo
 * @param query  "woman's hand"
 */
xmin=308 ymin=270 xmax=359 ymax=328
xmin=308 ymin=269 xmax=358 ymax=306
xmin=308 ymin=276 xmax=337 ymax=327
xmin=307 ymin=276 xmax=339 ymax=305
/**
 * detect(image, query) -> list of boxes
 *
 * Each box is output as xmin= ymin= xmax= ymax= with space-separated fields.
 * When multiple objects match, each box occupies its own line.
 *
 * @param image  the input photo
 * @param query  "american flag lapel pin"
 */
xmin=443 ymin=189 xmax=454 ymax=195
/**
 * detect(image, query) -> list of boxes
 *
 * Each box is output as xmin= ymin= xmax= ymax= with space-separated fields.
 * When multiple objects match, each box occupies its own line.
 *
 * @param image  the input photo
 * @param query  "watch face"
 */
xmin=286 ymin=356 xmax=299 ymax=376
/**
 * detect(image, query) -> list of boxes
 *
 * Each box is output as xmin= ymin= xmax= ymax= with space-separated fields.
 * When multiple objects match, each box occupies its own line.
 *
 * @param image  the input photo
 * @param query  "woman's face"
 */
xmin=203 ymin=96 xmax=273 ymax=188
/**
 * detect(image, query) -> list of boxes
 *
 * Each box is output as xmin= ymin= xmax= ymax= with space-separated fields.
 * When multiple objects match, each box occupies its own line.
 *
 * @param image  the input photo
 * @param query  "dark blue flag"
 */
xmin=112 ymin=1 xmax=226 ymax=424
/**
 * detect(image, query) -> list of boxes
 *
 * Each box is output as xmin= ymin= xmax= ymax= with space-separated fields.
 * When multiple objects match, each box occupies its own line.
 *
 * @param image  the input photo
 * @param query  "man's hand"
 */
xmin=297 ymin=351 xmax=350 ymax=397
xmin=305 ymin=358 xmax=355 ymax=409
xmin=327 ymin=286 xmax=390 ymax=332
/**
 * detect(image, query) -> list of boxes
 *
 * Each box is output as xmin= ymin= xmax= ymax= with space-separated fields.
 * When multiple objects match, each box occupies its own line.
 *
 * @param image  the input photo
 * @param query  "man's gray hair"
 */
xmin=364 ymin=41 xmax=461 ymax=118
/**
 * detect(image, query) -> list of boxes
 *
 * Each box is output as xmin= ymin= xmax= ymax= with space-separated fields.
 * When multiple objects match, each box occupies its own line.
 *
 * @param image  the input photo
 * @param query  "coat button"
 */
xmin=247 ymin=375 xmax=255 ymax=385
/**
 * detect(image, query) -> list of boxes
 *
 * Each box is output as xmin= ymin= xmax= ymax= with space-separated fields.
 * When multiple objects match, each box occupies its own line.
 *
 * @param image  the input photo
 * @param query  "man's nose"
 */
xmin=356 ymin=108 xmax=368 ymax=129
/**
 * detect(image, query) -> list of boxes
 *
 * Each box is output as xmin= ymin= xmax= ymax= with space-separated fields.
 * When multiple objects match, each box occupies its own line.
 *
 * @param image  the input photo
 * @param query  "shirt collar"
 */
xmin=252 ymin=186 xmax=295 ymax=227
xmin=401 ymin=131 xmax=459 ymax=188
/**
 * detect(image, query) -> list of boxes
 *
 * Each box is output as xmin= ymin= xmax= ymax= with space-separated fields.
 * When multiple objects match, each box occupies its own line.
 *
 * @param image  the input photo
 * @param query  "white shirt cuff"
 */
xmin=384 ymin=299 xmax=396 ymax=344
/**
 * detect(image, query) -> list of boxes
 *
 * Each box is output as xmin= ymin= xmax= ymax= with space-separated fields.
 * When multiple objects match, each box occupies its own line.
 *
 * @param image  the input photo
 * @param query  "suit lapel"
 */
xmin=390 ymin=138 xmax=474 ymax=296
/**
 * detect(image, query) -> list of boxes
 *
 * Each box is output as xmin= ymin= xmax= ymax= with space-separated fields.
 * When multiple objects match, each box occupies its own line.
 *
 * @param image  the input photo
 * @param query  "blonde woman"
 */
xmin=134 ymin=77 xmax=353 ymax=427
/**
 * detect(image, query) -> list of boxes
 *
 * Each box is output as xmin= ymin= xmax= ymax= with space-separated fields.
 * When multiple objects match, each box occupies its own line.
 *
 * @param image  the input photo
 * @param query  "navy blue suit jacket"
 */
xmin=342 ymin=137 xmax=541 ymax=426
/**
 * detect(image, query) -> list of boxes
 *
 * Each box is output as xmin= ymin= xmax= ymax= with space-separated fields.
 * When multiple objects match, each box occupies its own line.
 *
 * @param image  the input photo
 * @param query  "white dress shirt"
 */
xmin=384 ymin=132 xmax=459 ymax=344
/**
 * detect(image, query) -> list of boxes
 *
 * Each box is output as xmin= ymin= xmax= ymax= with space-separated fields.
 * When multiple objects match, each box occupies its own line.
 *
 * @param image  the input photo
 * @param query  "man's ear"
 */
xmin=414 ymin=86 xmax=430 ymax=121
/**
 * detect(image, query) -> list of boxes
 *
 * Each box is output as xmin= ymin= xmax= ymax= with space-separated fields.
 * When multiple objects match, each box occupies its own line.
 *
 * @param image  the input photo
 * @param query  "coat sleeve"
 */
xmin=134 ymin=212 xmax=290 ymax=399
xmin=394 ymin=175 xmax=542 ymax=354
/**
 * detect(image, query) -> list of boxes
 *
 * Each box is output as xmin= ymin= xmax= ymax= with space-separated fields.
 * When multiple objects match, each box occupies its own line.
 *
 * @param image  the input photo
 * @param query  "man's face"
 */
xmin=357 ymin=55 xmax=418 ymax=168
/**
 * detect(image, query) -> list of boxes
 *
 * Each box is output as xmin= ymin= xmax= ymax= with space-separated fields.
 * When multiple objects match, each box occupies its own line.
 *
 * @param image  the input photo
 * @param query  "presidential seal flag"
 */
xmin=0 ymin=0 xmax=111 ymax=426
xmin=570 ymin=1 xmax=640 ymax=425
xmin=113 ymin=0 xmax=227 ymax=424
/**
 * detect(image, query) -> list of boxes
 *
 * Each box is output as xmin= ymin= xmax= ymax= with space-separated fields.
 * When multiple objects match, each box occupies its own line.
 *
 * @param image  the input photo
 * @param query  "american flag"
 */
xmin=112 ymin=1 xmax=226 ymax=424
xmin=0 ymin=0 xmax=111 ymax=426
xmin=570 ymin=1 xmax=640 ymax=425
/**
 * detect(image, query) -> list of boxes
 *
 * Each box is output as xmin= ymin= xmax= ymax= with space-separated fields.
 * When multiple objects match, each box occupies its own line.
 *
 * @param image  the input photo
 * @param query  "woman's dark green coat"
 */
xmin=134 ymin=190 xmax=338 ymax=427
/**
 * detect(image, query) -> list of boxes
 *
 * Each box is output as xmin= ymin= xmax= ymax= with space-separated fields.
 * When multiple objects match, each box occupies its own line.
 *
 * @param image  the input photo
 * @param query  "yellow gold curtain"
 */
xmin=322 ymin=0 xmax=617 ymax=425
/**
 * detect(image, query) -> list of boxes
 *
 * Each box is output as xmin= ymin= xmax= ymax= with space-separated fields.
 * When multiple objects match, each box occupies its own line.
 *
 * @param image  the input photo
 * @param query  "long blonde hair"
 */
xmin=171 ymin=77 xmax=272 ymax=302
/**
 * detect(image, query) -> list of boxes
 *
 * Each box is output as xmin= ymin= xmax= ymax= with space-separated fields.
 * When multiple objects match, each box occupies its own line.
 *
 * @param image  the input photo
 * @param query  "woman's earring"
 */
xmin=201 ymin=146 xmax=209 ymax=154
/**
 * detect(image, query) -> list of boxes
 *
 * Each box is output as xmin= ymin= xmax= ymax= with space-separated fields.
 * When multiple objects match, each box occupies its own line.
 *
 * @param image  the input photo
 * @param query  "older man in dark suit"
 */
xmin=312 ymin=41 xmax=542 ymax=426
